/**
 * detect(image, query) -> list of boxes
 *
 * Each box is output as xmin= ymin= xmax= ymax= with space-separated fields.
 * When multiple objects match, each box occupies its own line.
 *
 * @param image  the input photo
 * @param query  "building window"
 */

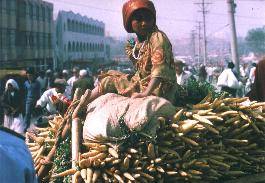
xmin=6 ymin=0 xmax=11 ymax=15
xmin=39 ymin=32 xmax=43 ymax=48
xmin=72 ymin=42 xmax=75 ymax=52
xmin=78 ymin=22 xmax=81 ymax=32
xmin=67 ymin=19 xmax=70 ymax=31
xmin=36 ymin=33 xmax=39 ymax=49
xmin=68 ymin=42 xmax=71 ymax=52
xmin=36 ymin=6 xmax=40 ymax=20
xmin=25 ymin=32 xmax=29 ymax=48
xmin=2 ymin=29 xmax=7 ymax=49
xmin=75 ymin=21 xmax=77 ymax=32
xmin=42 ymin=6 xmax=45 ymax=21
xmin=43 ymin=33 xmax=46 ymax=49
xmin=0 ymin=29 xmax=2 ymax=49
xmin=19 ymin=2 xmax=26 ymax=17
xmin=88 ymin=25 xmax=91 ymax=34
xmin=28 ymin=33 xmax=33 ymax=48
xmin=29 ymin=3 xmax=33 ymax=18
xmin=48 ymin=34 xmax=52 ymax=49
xmin=48 ymin=9 xmax=51 ymax=20
xmin=85 ymin=24 xmax=88 ymax=33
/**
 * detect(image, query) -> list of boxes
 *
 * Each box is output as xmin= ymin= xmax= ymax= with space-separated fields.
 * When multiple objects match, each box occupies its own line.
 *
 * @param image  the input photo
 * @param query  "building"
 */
xmin=55 ymin=11 xmax=111 ymax=70
xmin=0 ymin=0 xmax=54 ymax=69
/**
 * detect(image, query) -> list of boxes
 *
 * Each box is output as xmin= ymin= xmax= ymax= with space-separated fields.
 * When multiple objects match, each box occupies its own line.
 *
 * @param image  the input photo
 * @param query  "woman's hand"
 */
xmin=131 ymin=78 xmax=162 ymax=99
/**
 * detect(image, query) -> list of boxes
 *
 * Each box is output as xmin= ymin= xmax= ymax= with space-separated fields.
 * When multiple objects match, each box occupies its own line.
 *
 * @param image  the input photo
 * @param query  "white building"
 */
xmin=55 ymin=11 xmax=110 ymax=69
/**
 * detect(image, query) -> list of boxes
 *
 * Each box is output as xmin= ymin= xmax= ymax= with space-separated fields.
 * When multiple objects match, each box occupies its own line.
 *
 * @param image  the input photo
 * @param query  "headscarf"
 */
xmin=247 ymin=58 xmax=265 ymax=102
xmin=5 ymin=79 xmax=19 ymax=91
xmin=122 ymin=0 xmax=156 ymax=33
xmin=79 ymin=69 xmax=87 ymax=77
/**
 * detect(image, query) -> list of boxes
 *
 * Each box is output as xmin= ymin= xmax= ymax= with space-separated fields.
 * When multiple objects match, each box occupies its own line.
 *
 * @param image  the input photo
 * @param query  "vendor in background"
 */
xmin=71 ymin=69 xmax=94 ymax=100
xmin=45 ymin=69 xmax=54 ymax=89
xmin=247 ymin=58 xmax=265 ymax=102
xmin=1 ymin=79 xmax=25 ymax=134
xmin=175 ymin=59 xmax=191 ymax=86
xmin=198 ymin=65 xmax=208 ymax=83
xmin=62 ymin=69 xmax=70 ymax=81
xmin=66 ymin=67 xmax=79 ymax=98
xmin=36 ymin=78 xmax=70 ymax=116
xmin=73 ymin=0 xmax=177 ymax=119
xmin=24 ymin=68 xmax=40 ymax=132
xmin=217 ymin=62 xmax=240 ymax=97
xmin=36 ymin=71 xmax=47 ymax=94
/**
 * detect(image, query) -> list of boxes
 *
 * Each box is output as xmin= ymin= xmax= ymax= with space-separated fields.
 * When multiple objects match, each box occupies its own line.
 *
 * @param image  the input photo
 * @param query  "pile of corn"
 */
xmin=25 ymin=115 xmax=63 ymax=176
xmin=27 ymin=95 xmax=265 ymax=183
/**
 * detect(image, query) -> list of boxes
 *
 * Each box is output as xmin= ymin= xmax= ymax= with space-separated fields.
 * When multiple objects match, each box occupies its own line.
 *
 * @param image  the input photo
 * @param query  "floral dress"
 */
xmin=99 ymin=28 xmax=176 ymax=103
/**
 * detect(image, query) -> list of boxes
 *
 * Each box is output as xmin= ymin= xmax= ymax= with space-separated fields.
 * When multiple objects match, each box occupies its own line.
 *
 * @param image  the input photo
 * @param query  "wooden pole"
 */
xmin=72 ymin=118 xmax=80 ymax=182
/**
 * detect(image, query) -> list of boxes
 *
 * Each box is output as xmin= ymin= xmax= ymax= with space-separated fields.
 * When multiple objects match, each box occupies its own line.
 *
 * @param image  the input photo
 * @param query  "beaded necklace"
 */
xmin=132 ymin=41 xmax=146 ymax=60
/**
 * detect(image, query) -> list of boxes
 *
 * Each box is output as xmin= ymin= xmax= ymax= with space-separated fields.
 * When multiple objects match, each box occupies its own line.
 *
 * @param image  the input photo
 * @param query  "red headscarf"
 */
xmin=122 ymin=0 xmax=156 ymax=33
xmin=247 ymin=58 xmax=265 ymax=102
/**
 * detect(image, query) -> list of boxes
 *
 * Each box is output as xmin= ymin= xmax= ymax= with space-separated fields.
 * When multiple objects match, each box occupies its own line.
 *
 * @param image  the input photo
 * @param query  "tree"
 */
xmin=245 ymin=27 xmax=265 ymax=55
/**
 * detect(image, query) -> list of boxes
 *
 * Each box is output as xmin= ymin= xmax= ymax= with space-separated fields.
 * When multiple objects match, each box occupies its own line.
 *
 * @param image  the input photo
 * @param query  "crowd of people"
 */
xmin=0 ymin=67 xmax=95 ymax=134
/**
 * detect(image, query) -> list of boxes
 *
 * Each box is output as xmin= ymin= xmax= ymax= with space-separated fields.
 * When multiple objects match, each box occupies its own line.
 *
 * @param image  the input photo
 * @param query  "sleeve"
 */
xmin=217 ymin=70 xmax=228 ymax=87
xmin=150 ymin=32 xmax=175 ymax=81
xmin=1 ymin=92 xmax=9 ymax=109
xmin=36 ymin=91 xmax=49 ymax=107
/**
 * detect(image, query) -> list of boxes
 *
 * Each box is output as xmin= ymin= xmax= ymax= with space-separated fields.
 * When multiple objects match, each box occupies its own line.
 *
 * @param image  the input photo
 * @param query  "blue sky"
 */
xmin=45 ymin=0 xmax=265 ymax=40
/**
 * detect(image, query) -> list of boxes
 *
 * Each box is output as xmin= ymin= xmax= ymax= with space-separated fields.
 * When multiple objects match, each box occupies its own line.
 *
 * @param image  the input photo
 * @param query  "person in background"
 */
xmin=0 ymin=126 xmax=37 ymax=183
xmin=37 ymin=71 xmax=47 ymax=94
xmin=66 ymin=67 xmax=79 ymax=98
xmin=248 ymin=62 xmax=257 ymax=85
xmin=24 ymin=68 xmax=40 ymax=132
xmin=36 ymin=78 xmax=70 ymax=116
xmin=71 ymin=69 xmax=94 ymax=99
xmin=1 ymin=79 xmax=25 ymax=134
xmin=247 ymin=58 xmax=265 ymax=102
xmin=45 ymin=69 xmax=54 ymax=89
xmin=217 ymin=62 xmax=239 ymax=97
xmin=93 ymin=69 xmax=103 ymax=88
xmin=198 ymin=65 xmax=208 ymax=83
xmin=62 ymin=69 xmax=69 ymax=81
xmin=175 ymin=60 xmax=191 ymax=86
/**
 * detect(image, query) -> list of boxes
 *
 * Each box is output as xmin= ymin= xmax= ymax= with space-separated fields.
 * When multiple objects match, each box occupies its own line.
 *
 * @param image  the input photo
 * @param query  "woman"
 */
xmin=73 ymin=0 xmax=176 ymax=118
xmin=1 ymin=79 xmax=25 ymax=134
xmin=198 ymin=65 xmax=208 ymax=82
xmin=247 ymin=58 xmax=265 ymax=101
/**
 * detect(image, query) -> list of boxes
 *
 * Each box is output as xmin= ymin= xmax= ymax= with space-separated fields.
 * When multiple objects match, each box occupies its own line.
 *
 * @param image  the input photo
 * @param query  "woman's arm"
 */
xmin=131 ymin=77 xmax=161 ymax=98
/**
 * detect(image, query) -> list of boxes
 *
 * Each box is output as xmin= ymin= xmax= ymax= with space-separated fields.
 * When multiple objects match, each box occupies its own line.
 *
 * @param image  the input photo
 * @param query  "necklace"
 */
xmin=132 ymin=41 xmax=146 ymax=60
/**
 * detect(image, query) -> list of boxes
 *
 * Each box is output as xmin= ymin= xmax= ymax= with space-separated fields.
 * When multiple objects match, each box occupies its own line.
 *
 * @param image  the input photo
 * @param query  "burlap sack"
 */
xmin=83 ymin=93 xmax=176 ymax=141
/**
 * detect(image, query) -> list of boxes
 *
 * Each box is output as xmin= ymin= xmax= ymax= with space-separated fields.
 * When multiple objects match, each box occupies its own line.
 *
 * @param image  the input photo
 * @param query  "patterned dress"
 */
xmin=99 ymin=28 xmax=176 ymax=103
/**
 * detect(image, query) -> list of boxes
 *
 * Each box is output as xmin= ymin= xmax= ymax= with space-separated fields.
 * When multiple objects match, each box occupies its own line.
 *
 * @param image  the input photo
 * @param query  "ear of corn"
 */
xmin=26 ymin=96 xmax=265 ymax=182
